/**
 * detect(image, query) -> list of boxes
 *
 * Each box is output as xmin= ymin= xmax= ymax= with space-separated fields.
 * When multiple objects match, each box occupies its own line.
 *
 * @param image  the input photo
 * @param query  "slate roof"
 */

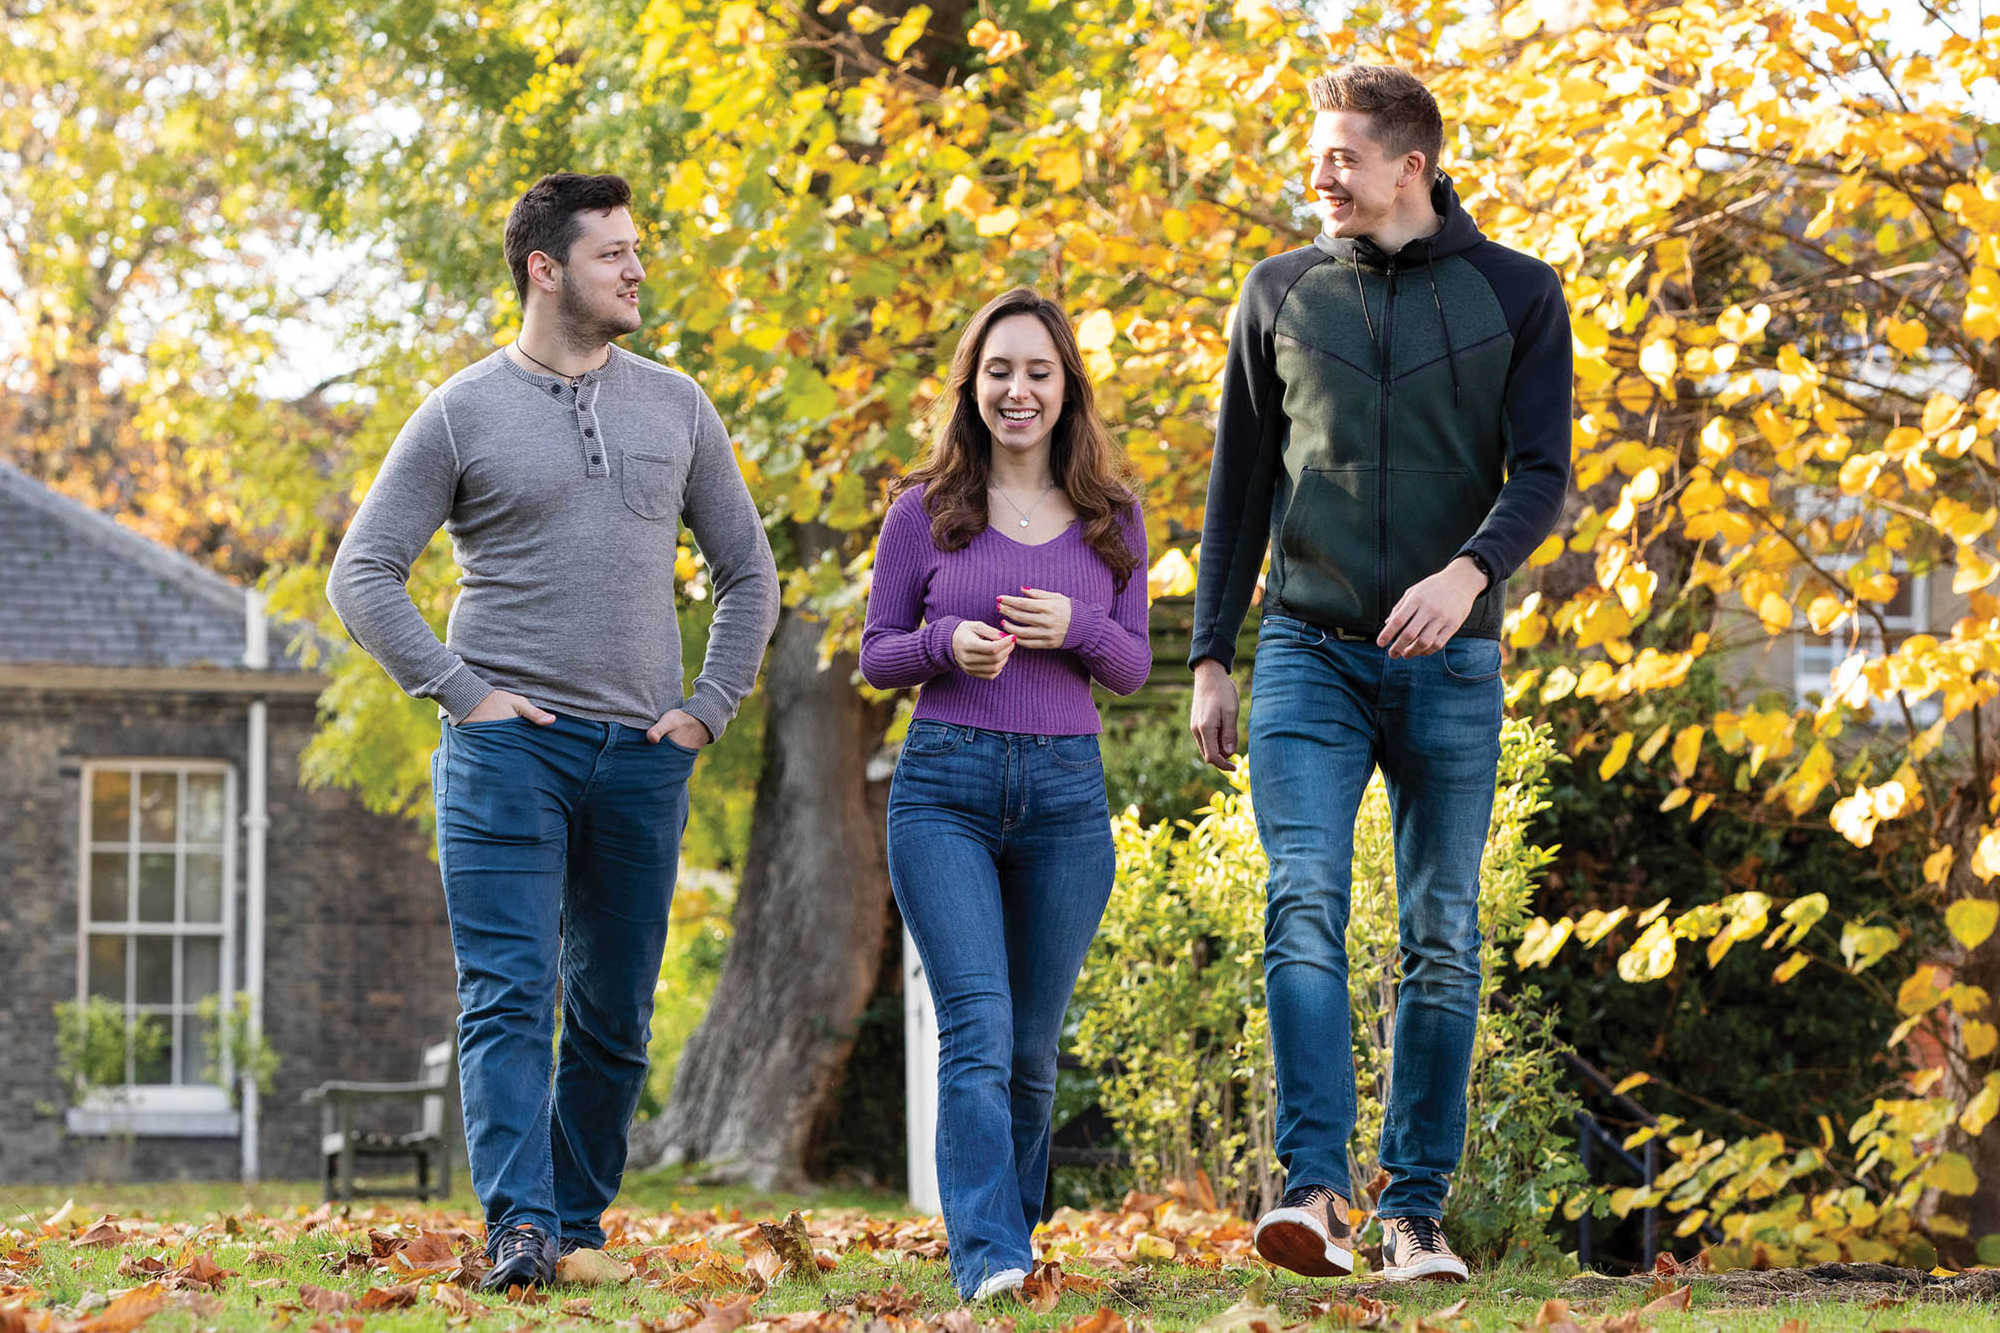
xmin=0 ymin=457 xmax=312 ymax=671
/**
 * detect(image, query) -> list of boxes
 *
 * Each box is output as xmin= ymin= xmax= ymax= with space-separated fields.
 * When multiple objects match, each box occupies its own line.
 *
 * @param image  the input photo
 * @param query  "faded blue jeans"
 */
xmin=433 ymin=712 xmax=695 ymax=1255
xmin=1247 ymin=615 xmax=1503 ymax=1220
xmin=887 ymin=722 xmax=1115 ymax=1299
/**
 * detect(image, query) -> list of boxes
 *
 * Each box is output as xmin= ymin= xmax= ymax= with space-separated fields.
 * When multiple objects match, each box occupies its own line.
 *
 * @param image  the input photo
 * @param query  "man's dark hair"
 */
xmin=503 ymin=172 xmax=634 ymax=302
xmin=1307 ymin=65 xmax=1444 ymax=182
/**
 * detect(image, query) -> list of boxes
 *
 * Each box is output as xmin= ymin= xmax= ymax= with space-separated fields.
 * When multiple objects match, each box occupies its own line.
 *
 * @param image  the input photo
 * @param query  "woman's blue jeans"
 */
xmin=887 ymin=722 xmax=1114 ymax=1298
xmin=432 ymin=713 xmax=694 ymax=1254
xmin=1247 ymin=615 xmax=1503 ymax=1221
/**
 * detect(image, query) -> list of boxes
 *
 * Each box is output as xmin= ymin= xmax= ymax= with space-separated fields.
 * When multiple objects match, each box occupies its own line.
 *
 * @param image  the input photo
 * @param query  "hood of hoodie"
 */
xmin=1309 ymin=171 xmax=1486 ymax=271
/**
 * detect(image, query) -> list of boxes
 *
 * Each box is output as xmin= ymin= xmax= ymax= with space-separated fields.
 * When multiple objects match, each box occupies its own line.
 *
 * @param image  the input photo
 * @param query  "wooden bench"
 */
xmin=303 ymin=1038 xmax=457 ymax=1202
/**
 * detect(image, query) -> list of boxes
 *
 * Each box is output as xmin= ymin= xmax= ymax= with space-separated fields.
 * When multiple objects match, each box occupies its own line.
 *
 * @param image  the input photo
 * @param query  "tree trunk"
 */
xmin=631 ymin=543 xmax=896 ymax=1188
xmin=629 ymin=0 xmax=968 ymax=1190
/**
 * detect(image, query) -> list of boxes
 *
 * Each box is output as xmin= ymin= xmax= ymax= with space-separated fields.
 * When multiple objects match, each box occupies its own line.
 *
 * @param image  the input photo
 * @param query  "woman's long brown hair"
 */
xmin=895 ymin=287 xmax=1141 ymax=590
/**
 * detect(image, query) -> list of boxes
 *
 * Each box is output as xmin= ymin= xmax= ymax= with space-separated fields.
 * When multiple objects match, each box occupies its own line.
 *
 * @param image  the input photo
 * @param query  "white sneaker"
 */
xmin=1378 ymin=1216 xmax=1469 ymax=1282
xmin=970 ymin=1266 xmax=1029 ymax=1301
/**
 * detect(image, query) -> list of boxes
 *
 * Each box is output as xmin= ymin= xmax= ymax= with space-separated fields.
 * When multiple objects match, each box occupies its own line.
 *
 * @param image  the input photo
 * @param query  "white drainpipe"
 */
xmin=903 ymin=926 xmax=941 ymax=1214
xmin=241 ymin=590 xmax=269 ymax=1183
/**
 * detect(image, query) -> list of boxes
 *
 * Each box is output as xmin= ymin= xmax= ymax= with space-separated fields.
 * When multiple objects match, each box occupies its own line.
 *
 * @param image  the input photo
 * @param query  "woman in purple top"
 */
xmin=861 ymin=288 xmax=1151 ymax=1301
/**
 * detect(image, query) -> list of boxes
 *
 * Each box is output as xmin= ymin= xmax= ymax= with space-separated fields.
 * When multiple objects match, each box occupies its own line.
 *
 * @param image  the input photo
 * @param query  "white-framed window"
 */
xmin=74 ymin=761 xmax=237 ymax=1121
xmin=1793 ymin=566 xmax=1937 ymax=726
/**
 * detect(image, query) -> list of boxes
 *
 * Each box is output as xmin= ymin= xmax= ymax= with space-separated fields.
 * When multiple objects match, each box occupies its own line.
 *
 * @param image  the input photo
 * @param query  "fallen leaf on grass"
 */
xmin=169 ymin=1255 xmax=235 ymax=1291
xmin=683 ymin=1293 xmax=759 ymax=1333
xmin=662 ymin=1256 xmax=749 ymax=1295
xmin=296 ymin=1285 xmax=350 ymax=1314
xmin=431 ymin=1283 xmax=480 ymax=1318
xmin=1529 ymin=1297 xmax=1585 ymax=1333
xmin=1192 ymin=1293 xmax=1285 ymax=1333
xmin=355 ymin=1284 xmax=420 ymax=1310
xmin=1775 ymin=1321 xmax=1809 ymax=1333
xmin=1311 ymin=1295 xmax=1393 ymax=1330
xmin=1432 ymin=1298 xmax=1468 ymax=1320
xmin=388 ymin=1234 xmax=461 ymax=1276
xmin=753 ymin=1213 xmax=819 ymax=1286
xmin=1638 ymin=1284 xmax=1692 ymax=1315
xmin=71 ymin=1224 xmax=125 ymax=1251
xmin=1057 ymin=1309 xmax=1127 ymax=1333
xmin=73 ymin=1282 xmax=167 ymax=1333
xmin=112 ymin=1261 xmax=164 ymax=1281
xmin=850 ymin=1285 xmax=919 ymax=1319
xmin=42 ymin=1203 xmax=76 ymax=1234
xmin=1129 ymin=1234 xmax=1176 ymax=1265
xmin=743 ymin=1247 xmax=783 ymax=1292
xmin=169 ymin=1293 xmax=222 ymax=1319
xmin=1019 ymin=1262 xmax=1064 ymax=1314
xmin=243 ymin=1250 xmax=286 ymax=1270
xmin=556 ymin=1249 xmax=634 ymax=1287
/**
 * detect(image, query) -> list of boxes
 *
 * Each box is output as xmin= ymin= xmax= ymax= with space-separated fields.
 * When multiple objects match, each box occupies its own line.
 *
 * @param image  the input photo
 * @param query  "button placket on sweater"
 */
xmin=575 ymin=380 xmax=607 ymax=477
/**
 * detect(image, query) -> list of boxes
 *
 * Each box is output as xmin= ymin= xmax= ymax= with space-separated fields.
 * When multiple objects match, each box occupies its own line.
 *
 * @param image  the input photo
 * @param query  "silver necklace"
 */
xmin=991 ymin=480 xmax=1055 ymax=529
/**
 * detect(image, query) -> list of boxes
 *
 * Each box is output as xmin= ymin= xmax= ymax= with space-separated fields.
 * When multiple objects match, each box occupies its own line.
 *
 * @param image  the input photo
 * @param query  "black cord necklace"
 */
xmin=514 ymin=342 xmax=596 ymax=385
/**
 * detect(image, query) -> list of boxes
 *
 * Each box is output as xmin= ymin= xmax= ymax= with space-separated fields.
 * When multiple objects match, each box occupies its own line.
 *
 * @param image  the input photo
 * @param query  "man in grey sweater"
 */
xmin=327 ymin=172 xmax=779 ymax=1292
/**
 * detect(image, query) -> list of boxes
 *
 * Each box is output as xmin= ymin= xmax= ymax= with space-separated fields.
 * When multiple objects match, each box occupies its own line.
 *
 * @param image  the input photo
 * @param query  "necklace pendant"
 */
xmin=1020 ymin=518 xmax=1031 ymax=528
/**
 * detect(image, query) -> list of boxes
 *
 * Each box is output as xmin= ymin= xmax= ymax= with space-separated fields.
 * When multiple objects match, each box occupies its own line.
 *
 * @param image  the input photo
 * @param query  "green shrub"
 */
xmin=53 ymin=997 xmax=165 ymax=1104
xmin=640 ymin=870 xmax=736 ymax=1118
xmin=197 ymin=991 xmax=281 ymax=1106
xmin=1098 ymin=707 xmax=1217 ymax=828
xmin=1070 ymin=717 xmax=1583 ymax=1261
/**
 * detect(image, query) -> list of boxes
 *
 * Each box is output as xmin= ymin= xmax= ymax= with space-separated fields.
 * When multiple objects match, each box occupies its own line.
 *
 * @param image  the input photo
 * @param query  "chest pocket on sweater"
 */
xmin=620 ymin=452 xmax=682 ymax=521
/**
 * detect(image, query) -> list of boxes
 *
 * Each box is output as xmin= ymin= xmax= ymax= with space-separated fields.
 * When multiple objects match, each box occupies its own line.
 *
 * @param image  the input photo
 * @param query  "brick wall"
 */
xmin=0 ymin=686 xmax=455 ymax=1183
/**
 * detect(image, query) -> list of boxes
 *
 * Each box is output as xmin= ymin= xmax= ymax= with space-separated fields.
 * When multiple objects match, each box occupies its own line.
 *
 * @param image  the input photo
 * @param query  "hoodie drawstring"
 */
xmin=1353 ymin=260 xmax=1395 ymax=399
xmin=1425 ymin=251 xmax=1462 ymax=409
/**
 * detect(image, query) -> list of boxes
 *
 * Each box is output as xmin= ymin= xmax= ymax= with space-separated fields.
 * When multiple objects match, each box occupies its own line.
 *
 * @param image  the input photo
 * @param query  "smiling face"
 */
xmin=975 ymin=312 xmax=1067 ymax=461
xmin=548 ymin=206 xmax=644 ymax=341
xmin=1306 ymin=110 xmax=1425 ymax=240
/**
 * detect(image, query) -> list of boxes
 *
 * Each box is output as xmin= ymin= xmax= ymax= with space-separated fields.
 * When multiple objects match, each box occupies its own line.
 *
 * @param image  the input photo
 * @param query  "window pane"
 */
xmin=131 ymin=1014 xmax=171 ymax=1085
xmin=138 ymin=773 xmax=177 ymax=842
xmin=185 ymin=853 xmax=223 ymax=923
xmin=137 ymin=854 xmax=176 ymax=922
xmin=135 ymin=937 xmax=173 ymax=1005
xmin=91 ymin=772 xmax=132 ymax=841
xmin=177 ymin=1015 xmax=215 ymax=1086
xmin=185 ymin=774 xmax=226 ymax=844
xmin=181 ymin=937 xmax=221 ymax=1008
xmin=87 ymin=936 xmax=126 ymax=1001
xmin=89 ymin=853 xmax=130 ymax=923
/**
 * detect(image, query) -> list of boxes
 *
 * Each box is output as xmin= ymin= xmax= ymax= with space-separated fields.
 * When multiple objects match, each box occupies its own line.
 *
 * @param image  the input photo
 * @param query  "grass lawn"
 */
xmin=2 ymin=1173 xmax=1994 ymax=1332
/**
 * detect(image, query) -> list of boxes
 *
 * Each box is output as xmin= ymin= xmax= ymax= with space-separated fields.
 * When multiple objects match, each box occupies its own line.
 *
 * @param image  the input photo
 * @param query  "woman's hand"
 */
xmin=952 ymin=620 xmax=1016 ymax=679
xmin=997 ymin=587 xmax=1073 ymax=650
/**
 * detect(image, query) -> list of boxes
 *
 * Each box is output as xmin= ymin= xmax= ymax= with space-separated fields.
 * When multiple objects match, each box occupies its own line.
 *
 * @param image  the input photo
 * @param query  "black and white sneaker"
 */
xmin=1253 ymin=1183 xmax=1354 ymax=1277
xmin=1378 ymin=1215 xmax=1469 ymax=1283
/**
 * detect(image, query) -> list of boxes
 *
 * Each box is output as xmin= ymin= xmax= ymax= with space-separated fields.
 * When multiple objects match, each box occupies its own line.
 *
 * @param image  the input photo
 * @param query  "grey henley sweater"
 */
xmin=326 ymin=347 xmax=780 ymax=740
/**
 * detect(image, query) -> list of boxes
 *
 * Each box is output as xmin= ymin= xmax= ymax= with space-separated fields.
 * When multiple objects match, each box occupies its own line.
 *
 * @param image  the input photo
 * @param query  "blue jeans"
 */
xmin=432 ymin=713 xmax=695 ymax=1253
xmin=886 ymin=722 xmax=1114 ymax=1298
xmin=1247 ymin=615 xmax=1502 ymax=1220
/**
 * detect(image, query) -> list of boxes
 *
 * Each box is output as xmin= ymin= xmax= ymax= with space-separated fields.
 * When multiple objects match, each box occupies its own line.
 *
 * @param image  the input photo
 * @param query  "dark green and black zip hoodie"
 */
xmin=1188 ymin=173 xmax=1572 ymax=670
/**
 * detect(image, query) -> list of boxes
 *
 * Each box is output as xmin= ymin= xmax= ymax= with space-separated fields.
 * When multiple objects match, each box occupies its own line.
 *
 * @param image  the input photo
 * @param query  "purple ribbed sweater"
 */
xmin=860 ymin=486 xmax=1152 ymax=735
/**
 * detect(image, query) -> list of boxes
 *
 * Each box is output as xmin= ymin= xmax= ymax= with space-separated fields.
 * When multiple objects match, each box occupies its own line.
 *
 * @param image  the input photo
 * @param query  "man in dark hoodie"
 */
xmin=1188 ymin=66 xmax=1571 ymax=1283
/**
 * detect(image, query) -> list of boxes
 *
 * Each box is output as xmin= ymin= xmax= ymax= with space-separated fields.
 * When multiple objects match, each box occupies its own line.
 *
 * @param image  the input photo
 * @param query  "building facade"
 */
xmin=0 ymin=460 xmax=455 ymax=1182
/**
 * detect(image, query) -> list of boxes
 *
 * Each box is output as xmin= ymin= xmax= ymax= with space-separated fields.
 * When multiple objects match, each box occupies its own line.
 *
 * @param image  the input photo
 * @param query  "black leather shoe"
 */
xmin=481 ymin=1223 xmax=556 ymax=1293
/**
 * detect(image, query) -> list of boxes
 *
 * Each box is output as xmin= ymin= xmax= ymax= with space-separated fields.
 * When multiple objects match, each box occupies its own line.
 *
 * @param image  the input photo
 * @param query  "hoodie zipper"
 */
xmin=1376 ymin=258 xmax=1398 ymax=627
